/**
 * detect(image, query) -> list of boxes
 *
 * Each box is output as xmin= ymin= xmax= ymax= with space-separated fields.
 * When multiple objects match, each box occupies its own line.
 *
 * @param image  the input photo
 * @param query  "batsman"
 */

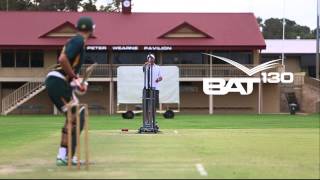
xmin=45 ymin=16 xmax=94 ymax=166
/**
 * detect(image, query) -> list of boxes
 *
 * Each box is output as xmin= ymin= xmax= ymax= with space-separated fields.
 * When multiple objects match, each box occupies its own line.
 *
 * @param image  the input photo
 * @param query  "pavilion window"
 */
xmin=261 ymin=54 xmax=281 ymax=63
xmin=30 ymin=50 xmax=44 ymax=67
xmin=212 ymin=51 xmax=253 ymax=64
xmin=112 ymin=51 xmax=150 ymax=64
xmin=162 ymin=51 xmax=204 ymax=64
xmin=84 ymin=51 xmax=108 ymax=64
xmin=16 ymin=50 xmax=30 ymax=67
xmin=1 ymin=50 xmax=15 ymax=67
xmin=1 ymin=50 xmax=44 ymax=68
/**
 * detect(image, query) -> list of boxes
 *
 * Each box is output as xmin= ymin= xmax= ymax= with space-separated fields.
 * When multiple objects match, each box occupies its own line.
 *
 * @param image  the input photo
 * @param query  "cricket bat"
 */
xmin=81 ymin=63 xmax=97 ymax=84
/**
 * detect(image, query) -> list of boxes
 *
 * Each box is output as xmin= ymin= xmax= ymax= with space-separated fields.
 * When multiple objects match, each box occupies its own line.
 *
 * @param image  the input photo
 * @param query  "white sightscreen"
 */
xmin=117 ymin=66 xmax=179 ymax=104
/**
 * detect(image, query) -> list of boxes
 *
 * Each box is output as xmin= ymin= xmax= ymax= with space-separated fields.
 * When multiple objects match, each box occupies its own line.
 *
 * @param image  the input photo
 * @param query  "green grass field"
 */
xmin=0 ymin=114 xmax=319 ymax=179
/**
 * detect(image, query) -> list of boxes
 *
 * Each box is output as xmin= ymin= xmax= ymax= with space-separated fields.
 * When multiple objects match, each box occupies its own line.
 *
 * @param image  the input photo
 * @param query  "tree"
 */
xmin=99 ymin=0 xmax=120 ymax=12
xmin=256 ymin=17 xmax=263 ymax=28
xmin=0 ymin=0 xmax=35 ymax=11
xmin=263 ymin=18 xmax=285 ymax=39
xmin=311 ymin=28 xmax=317 ymax=39
xmin=256 ymin=16 xmax=264 ymax=33
xmin=33 ymin=0 xmax=64 ymax=11
xmin=33 ymin=0 xmax=81 ymax=11
xmin=81 ymin=0 xmax=97 ymax=12
xmin=260 ymin=18 xmax=315 ymax=39
xmin=80 ymin=0 xmax=121 ymax=12
xmin=65 ymin=0 xmax=82 ymax=11
xmin=0 ymin=0 xmax=122 ymax=12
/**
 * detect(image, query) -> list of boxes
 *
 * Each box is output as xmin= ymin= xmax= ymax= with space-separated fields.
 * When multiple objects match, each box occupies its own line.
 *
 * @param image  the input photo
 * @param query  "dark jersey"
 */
xmin=54 ymin=34 xmax=85 ymax=78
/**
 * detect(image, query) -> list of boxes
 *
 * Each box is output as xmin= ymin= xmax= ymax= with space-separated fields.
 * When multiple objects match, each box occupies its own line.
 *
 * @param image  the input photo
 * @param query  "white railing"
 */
xmin=81 ymin=64 xmax=257 ymax=78
xmin=293 ymin=72 xmax=306 ymax=87
xmin=81 ymin=64 xmax=112 ymax=77
xmin=304 ymin=76 xmax=320 ymax=89
xmin=280 ymin=72 xmax=306 ymax=90
xmin=0 ymin=65 xmax=55 ymax=115
xmin=1 ymin=63 xmax=282 ymax=114
xmin=1 ymin=81 xmax=44 ymax=115
xmin=176 ymin=64 xmax=256 ymax=77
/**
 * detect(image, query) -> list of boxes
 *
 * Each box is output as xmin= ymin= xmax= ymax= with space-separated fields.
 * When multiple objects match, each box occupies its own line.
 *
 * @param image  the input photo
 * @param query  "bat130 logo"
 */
xmin=202 ymin=54 xmax=294 ymax=95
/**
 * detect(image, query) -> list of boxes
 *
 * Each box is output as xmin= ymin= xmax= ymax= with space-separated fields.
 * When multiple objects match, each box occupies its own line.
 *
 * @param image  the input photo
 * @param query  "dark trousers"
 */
xmin=45 ymin=76 xmax=72 ymax=112
xmin=155 ymin=90 xmax=159 ymax=109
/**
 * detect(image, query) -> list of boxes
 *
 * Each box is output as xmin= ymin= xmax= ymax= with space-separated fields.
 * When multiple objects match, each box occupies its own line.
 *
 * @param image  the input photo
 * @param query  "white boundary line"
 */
xmin=195 ymin=163 xmax=208 ymax=176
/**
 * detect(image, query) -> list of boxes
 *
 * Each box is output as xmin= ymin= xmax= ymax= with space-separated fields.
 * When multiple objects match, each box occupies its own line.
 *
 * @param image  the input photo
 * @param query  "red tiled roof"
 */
xmin=0 ymin=11 xmax=265 ymax=49
xmin=158 ymin=21 xmax=213 ymax=39
xmin=39 ymin=21 xmax=77 ymax=38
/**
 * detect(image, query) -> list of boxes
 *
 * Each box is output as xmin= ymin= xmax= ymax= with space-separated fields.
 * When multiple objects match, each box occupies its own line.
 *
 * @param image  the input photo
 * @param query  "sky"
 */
xmin=96 ymin=0 xmax=319 ymax=29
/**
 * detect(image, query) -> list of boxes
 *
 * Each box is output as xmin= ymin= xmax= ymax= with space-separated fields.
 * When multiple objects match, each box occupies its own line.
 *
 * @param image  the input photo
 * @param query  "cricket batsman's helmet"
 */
xmin=76 ymin=16 xmax=95 ymax=32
